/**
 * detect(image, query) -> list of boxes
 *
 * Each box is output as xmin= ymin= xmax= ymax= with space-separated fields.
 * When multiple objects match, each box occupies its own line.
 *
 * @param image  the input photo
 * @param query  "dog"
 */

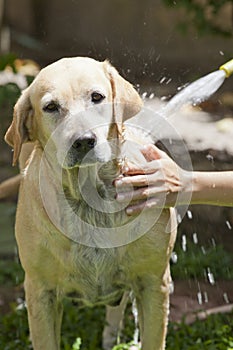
xmin=5 ymin=57 xmax=177 ymax=350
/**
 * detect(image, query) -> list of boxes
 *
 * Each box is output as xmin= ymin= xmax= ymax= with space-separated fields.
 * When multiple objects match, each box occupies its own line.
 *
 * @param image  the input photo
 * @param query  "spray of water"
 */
xmin=163 ymin=70 xmax=226 ymax=117
xmin=164 ymin=58 xmax=233 ymax=118
xmin=126 ymin=68 xmax=228 ymax=143
xmin=132 ymin=298 xmax=140 ymax=346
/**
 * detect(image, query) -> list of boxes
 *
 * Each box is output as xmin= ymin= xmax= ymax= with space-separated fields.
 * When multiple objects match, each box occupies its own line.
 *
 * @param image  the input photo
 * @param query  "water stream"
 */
xmin=126 ymin=68 xmax=227 ymax=145
xmin=163 ymin=69 xmax=226 ymax=118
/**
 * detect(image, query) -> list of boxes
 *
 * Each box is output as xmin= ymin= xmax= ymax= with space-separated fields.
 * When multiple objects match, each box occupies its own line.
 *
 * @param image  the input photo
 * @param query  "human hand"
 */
xmin=115 ymin=144 xmax=192 ymax=215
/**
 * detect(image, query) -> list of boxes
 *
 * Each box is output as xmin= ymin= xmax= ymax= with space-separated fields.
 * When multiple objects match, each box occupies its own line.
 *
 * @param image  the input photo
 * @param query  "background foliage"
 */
xmin=163 ymin=0 xmax=233 ymax=37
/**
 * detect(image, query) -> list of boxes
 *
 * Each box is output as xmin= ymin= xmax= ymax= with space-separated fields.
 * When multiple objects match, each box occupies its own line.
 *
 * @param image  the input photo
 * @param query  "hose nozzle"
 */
xmin=219 ymin=58 xmax=233 ymax=78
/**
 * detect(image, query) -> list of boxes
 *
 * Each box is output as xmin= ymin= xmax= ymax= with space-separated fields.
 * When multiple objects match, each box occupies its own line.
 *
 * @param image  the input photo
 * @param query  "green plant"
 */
xmin=61 ymin=300 xmax=106 ymax=350
xmin=0 ymin=83 xmax=21 ymax=109
xmin=167 ymin=312 xmax=233 ymax=349
xmin=0 ymin=259 xmax=24 ymax=286
xmin=171 ymin=239 xmax=233 ymax=280
xmin=0 ymin=288 xmax=233 ymax=349
xmin=112 ymin=342 xmax=140 ymax=350
xmin=1 ymin=256 xmax=233 ymax=349
xmin=0 ymin=303 xmax=31 ymax=350
xmin=72 ymin=337 xmax=82 ymax=350
xmin=0 ymin=53 xmax=17 ymax=72
xmin=163 ymin=0 xmax=233 ymax=37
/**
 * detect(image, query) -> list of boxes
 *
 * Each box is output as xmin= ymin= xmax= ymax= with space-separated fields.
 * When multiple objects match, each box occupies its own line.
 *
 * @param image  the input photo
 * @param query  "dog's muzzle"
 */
xmin=65 ymin=131 xmax=97 ymax=167
xmin=71 ymin=133 xmax=97 ymax=156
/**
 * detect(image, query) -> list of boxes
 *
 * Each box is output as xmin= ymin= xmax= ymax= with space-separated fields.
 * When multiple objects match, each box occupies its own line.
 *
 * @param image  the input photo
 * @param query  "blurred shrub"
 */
xmin=171 ymin=239 xmax=233 ymax=280
xmin=163 ymin=0 xmax=233 ymax=37
xmin=0 ymin=53 xmax=18 ymax=72
xmin=1 ymin=299 xmax=232 ymax=350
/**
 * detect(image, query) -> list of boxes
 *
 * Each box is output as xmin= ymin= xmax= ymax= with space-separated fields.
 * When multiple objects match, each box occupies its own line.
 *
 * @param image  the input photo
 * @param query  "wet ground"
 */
xmin=170 ymin=280 xmax=233 ymax=323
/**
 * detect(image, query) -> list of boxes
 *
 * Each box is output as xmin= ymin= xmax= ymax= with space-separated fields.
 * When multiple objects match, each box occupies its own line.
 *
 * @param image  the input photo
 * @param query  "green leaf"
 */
xmin=72 ymin=337 xmax=82 ymax=350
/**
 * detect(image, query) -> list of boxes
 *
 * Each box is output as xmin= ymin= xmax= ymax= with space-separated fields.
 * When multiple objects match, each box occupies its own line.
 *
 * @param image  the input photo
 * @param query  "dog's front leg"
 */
xmin=24 ymin=276 xmax=63 ymax=350
xmin=135 ymin=273 xmax=170 ymax=350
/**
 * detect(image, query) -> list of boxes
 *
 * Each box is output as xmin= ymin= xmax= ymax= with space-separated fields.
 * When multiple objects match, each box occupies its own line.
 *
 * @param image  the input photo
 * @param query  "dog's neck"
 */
xmin=62 ymin=159 xmax=120 ymax=203
xmin=37 ymin=136 xmax=154 ymax=248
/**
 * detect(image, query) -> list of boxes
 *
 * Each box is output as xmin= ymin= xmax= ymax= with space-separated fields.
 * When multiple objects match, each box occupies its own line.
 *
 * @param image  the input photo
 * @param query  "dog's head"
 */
xmin=5 ymin=57 xmax=142 ymax=168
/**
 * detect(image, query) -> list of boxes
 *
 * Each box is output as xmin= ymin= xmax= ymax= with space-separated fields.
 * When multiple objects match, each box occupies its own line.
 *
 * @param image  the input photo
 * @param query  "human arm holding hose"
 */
xmin=114 ymin=144 xmax=233 ymax=215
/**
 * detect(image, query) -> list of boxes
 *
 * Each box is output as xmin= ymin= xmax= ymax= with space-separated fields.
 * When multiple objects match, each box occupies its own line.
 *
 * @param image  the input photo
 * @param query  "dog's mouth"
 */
xmin=64 ymin=147 xmax=97 ymax=168
xmin=62 ymin=137 xmax=113 ymax=169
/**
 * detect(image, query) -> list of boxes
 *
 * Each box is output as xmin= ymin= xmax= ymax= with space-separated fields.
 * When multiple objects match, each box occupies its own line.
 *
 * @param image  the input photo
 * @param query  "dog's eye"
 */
xmin=91 ymin=92 xmax=105 ymax=104
xmin=43 ymin=102 xmax=60 ymax=113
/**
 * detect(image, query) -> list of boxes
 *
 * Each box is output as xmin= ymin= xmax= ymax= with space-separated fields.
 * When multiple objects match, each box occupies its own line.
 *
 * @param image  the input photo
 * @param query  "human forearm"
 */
xmin=190 ymin=171 xmax=233 ymax=206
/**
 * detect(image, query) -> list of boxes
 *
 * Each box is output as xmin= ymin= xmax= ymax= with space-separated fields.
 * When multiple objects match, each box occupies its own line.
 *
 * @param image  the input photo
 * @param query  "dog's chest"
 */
xmin=63 ymin=246 xmax=127 ymax=306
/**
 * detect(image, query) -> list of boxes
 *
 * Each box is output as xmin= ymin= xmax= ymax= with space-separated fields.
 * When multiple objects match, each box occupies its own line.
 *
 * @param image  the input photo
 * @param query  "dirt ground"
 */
xmin=170 ymin=280 xmax=233 ymax=323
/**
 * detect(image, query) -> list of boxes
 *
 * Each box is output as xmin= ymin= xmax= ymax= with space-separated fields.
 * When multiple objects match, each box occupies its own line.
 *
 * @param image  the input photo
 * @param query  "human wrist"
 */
xmin=190 ymin=171 xmax=218 ymax=205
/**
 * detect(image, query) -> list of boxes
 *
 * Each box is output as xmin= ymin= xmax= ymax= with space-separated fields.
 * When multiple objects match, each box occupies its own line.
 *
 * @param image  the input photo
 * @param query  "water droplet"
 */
xmin=177 ymin=213 xmax=182 ymax=223
xmin=132 ymin=297 xmax=140 ymax=345
xmin=141 ymin=92 xmax=147 ymax=99
xmin=201 ymin=246 xmax=206 ymax=254
xmin=197 ymin=291 xmax=203 ymax=305
xmin=204 ymin=291 xmax=209 ymax=303
xmin=177 ymin=83 xmax=189 ymax=91
xmin=211 ymin=238 xmax=216 ymax=247
xmin=223 ymin=292 xmax=230 ymax=304
xmin=206 ymin=154 xmax=214 ymax=162
xmin=193 ymin=232 xmax=198 ymax=244
xmin=182 ymin=235 xmax=187 ymax=252
xmin=169 ymin=280 xmax=174 ymax=294
xmin=187 ymin=210 xmax=192 ymax=219
xmin=155 ymin=54 xmax=161 ymax=62
xmin=16 ymin=297 xmax=24 ymax=305
xmin=16 ymin=299 xmax=26 ymax=311
xmin=166 ymin=78 xmax=172 ymax=85
xmin=160 ymin=77 xmax=166 ymax=84
xmin=207 ymin=267 xmax=215 ymax=285
xmin=219 ymin=50 xmax=224 ymax=56
xmin=149 ymin=93 xmax=155 ymax=99
xmin=171 ymin=251 xmax=178 ymax=264
xmin=226 ymin=220 xmax=232 ymax=230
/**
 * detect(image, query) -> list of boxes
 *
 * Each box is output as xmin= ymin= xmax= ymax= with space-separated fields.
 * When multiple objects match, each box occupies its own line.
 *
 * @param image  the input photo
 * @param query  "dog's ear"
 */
xmin=103 ymin=60 xmax=143 ymax=122
xmin=5 ymin=87 xmax=34 ymax=166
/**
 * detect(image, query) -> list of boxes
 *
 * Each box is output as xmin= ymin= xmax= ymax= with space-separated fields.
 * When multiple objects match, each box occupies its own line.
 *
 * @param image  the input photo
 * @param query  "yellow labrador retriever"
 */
xmin=5 ymin=57 xmax=176 ymax=350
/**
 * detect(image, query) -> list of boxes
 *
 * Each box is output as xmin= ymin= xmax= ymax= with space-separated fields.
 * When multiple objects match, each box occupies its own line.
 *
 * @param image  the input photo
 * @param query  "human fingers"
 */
xmin=115 ymin=169 xmax=163 ymax=188
xmin=116 ymin=182 xmax=165 ymax=202
xmin=141 ymin=144 xmax=171 ymax=162
xmin=119 ymin=159 xmax=162 ymax=177
xmin=125 ymin=197 xmax=167 ymax=216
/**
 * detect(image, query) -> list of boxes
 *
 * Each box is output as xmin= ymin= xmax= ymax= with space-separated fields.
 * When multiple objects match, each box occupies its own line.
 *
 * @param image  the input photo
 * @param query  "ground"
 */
xmin=170 ymin=280 xmax=233 ymax=323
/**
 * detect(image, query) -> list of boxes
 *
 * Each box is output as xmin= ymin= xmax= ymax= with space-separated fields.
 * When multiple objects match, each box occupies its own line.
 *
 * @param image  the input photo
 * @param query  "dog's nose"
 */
xmin=72 ymin=133 xmax=97 ymax=156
